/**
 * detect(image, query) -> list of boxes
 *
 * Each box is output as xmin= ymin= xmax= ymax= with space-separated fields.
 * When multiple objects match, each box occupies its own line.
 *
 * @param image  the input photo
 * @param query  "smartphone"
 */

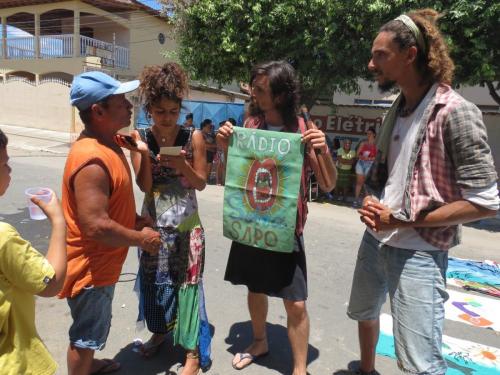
xmin=120 ymin=134 xmax=137 ymax=147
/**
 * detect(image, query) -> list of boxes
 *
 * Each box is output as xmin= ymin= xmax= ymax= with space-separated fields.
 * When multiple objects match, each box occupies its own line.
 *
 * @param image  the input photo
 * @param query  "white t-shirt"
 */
xmin=370 ymin=84 xmax=499 ymax=250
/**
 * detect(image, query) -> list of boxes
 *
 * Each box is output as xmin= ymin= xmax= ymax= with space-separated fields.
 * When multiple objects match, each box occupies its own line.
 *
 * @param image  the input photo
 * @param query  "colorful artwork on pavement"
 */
xmin=377 ymin=313 xmax=500 ymax=375
xmin=223 ymin=127 xmax=304 ymax=252
xmin=447 ymin=257 xmax=500 ymax=298
xmin=448 ymin=279 xmax=500 ymax=298
xmin=445 ymin=289 xmax=500 ymax=332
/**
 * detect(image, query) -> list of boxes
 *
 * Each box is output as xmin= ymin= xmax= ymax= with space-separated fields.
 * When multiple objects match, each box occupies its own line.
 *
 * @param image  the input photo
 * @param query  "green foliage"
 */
xmin=442 ymin=0 xmax=499 ymax=86
xmin=163 ymin=0 xmax=500 ymax=104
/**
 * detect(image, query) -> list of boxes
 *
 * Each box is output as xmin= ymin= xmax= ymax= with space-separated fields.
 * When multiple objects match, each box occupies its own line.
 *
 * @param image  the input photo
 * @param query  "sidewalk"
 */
xmin=0 ymin=124 xmax=71 ymax=155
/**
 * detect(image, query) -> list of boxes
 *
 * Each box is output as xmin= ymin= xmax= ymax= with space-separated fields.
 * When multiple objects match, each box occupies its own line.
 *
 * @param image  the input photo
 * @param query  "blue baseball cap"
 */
xmin=70 ymin=71 xmax=139 ymax=111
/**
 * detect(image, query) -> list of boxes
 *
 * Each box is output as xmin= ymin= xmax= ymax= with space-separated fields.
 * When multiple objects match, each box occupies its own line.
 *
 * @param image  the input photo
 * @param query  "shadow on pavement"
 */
xmin=332 ymin=360 xmax=363 ymax=375
xmin=0 ymin=209 xmax=51 ymax=255
xmin=225 ymin=321 xmax=319 ymax=375
xmin=112 ymin=323 xmax=215 ymax=375
xmin=112 ymin=334 xmax=183 ymax=375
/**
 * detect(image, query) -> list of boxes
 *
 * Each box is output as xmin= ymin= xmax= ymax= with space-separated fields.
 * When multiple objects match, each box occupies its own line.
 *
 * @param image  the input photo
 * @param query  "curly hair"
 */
xmin=139 ymin=62 xmax=188 ymax=111
xmin=380 ymin=8 xmax=455 ymax=85
xmin=249 ymin=60 xmax=300 ymax=128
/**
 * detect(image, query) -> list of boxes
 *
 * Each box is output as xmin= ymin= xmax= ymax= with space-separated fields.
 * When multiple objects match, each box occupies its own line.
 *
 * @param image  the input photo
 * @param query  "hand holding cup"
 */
xmin=25 ymin=188 xmax=64 ymax=222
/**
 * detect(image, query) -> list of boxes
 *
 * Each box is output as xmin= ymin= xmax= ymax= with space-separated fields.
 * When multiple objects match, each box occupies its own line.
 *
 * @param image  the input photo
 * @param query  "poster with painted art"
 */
xmin=223 ymin=127 xmax=304 ymax=252
xmin=445 ymin=289 xmax=500 ymax=332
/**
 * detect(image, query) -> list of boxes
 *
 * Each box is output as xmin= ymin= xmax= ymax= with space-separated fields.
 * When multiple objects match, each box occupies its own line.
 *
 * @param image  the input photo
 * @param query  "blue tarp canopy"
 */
xmin=136 ymin=100 xmax=245 ymax=129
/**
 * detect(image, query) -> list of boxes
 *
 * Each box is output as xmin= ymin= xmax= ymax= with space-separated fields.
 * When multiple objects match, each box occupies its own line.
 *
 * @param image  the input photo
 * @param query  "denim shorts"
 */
xmin=347 ymin=232 xmax=449 ymax=375
xmin=67 ymin=285 xmax=115 ymax=350
xmin=355 ymin=160 xmax=374 ymax=176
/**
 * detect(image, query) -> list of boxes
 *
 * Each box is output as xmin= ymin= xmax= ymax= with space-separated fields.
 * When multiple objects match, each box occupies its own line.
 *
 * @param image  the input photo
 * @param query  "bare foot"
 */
xmin=232 ymin=337 xmax=269 ymax=370
xmin=180 ymin=354 xmax=200 ymax=375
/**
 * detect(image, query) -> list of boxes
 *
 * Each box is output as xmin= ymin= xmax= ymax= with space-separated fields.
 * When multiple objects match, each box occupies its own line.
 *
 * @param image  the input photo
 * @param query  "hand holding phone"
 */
xmin=115 ymin=133 xmax=138 ymax=148
xmin=122 ymin=135 xmax=138 ymax=147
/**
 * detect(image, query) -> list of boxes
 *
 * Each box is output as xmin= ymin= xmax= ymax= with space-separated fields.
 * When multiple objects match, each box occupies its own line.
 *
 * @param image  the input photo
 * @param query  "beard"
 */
xmin=248 ymin=99 xmax=264 ymax=117
xmin=371 ymin=69 xmax=396 ymax=93
xmin=378 ymin=78 xmax=397 ymax=93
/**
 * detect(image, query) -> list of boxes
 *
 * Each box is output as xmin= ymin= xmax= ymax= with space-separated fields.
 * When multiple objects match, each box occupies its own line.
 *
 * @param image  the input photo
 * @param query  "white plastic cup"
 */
xmin=25 ymin=187 xmax=52 ymax=220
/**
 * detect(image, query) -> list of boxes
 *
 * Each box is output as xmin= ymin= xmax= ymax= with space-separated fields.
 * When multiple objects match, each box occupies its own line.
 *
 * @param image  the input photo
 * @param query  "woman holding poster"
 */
xmin=120 ymin=62 xmax=211 ymax=375
xmin=217 ymin=60 xmax=336 ymax=374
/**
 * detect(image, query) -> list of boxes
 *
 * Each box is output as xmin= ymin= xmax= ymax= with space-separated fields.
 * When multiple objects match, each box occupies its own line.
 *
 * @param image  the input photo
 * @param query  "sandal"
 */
xmin=90 ymin=358 xmax=121 ymax=374
xmin=232 ymin=351 xmax=269 ymax=370
xmin=231 ymin=336 xmax=269 ymax=370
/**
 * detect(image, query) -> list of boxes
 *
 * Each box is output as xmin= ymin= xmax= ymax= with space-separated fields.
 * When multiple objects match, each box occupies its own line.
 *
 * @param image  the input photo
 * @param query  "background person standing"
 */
xmin=353 ymin=127 xmax=377 ymax=208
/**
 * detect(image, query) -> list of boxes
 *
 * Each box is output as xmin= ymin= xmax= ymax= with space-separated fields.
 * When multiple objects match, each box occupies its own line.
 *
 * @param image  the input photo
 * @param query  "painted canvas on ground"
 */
xmin=445 ymin=289 xmax=500 ymax=332
xmin=223 ymin=127 xmax=304 ymax=252
xmin=447 ymin=257 xmax=500 ymax=298
xmin=377 ymin=313 xmax=500 ymax=374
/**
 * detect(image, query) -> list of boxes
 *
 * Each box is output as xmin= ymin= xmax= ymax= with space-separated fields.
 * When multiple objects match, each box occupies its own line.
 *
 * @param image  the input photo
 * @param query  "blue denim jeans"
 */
xmin=67 ymin=285 xmax=115 ymax=350
xmin=347 ymin=232 xmax=449 ymax=375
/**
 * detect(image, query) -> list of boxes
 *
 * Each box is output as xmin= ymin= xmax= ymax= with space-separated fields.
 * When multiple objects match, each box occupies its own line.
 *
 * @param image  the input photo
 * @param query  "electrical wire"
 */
xmin=2 ymin=13 xmax=166 ymax=30
xmin=0 ymin=6 xmax=167 ymax=29
xmin=118 ymin=272 xmax=137 ymax=283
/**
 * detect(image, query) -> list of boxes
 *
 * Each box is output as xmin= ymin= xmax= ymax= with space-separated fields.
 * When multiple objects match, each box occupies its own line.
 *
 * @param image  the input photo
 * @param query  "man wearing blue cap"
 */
xmin=60 ymin=71 xmax=161 ymax=375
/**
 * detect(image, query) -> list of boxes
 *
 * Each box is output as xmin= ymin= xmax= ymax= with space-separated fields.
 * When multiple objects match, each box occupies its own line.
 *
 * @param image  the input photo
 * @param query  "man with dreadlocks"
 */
xmin=347 ymin=9 xmax=498 ymax=375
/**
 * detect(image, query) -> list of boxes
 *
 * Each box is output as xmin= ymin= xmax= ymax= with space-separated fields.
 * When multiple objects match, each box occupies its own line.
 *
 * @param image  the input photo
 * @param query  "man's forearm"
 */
xmin=404 ymin=200 xmax=496 ymax=228
xmin=84 ymin=217 xmax=143 ymax=247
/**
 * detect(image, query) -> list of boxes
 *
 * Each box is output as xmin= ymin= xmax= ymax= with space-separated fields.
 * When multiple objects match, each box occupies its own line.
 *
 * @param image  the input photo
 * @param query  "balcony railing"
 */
xmin=79 ymin=35 xmax=129 ymax=69
xmin=0 ymin=34 xmax=129 ymax=69
xmin=41 ymin=34 xmax=73 ymax=58
xmin=6 ymin=36 xmax=35 ymax=59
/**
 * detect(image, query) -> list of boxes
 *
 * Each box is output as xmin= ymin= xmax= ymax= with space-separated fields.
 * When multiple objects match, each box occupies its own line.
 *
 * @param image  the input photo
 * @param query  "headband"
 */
xmin=394 ymin=14 xmax=426 ymax=55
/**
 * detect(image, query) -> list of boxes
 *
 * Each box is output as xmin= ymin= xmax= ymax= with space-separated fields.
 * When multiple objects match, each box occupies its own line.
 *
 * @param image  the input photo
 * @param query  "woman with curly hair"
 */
xmin=116 ymin=62 xmax=210 ymax=374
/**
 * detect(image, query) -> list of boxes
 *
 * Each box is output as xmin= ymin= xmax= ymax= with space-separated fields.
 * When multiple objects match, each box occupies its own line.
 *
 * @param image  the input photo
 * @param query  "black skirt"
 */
xmin=224 ymin=235 xmax=308 ymax=301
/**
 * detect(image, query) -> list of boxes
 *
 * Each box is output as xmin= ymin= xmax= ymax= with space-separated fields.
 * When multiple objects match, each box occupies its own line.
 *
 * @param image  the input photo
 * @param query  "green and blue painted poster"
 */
xmin=223 ymin=127 xmax=304 ymax=252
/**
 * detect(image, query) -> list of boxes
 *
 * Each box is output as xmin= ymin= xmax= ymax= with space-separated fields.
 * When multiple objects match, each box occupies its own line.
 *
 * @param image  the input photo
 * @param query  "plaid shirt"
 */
xmin=366 ymin=84 xmax=497 ymax=250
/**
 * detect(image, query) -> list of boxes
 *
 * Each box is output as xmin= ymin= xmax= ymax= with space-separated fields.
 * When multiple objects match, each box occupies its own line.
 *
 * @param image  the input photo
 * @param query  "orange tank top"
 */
xmin=59 ymin=138 xmax=136 ymax=298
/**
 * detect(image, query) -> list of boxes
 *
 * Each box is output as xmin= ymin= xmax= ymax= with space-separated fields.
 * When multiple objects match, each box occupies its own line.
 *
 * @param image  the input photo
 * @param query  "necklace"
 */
xmin=397 ymin=98 xmax=422 ymax=117
xmin=152 ymin=126 xmax=176 ymax=145
xmin=397 ymin=85 xmax=432 ymax=118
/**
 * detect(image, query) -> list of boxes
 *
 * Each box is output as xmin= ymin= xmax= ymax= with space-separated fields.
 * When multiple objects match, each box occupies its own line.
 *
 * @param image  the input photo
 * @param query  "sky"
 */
xmin=137 ymin=0 xmax=163 ymax=11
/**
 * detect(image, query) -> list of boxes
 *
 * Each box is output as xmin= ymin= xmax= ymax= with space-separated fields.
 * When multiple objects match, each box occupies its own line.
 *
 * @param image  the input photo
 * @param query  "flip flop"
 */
xmin=232 ymin=351 xmax=269 ymax=370
xmin=91 ymin=359 xmax=121 ymax=374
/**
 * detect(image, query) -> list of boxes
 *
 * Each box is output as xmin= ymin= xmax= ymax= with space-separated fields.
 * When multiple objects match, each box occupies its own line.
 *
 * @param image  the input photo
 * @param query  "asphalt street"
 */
xmin=2 ymin=125 xmax=499 ymax=375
